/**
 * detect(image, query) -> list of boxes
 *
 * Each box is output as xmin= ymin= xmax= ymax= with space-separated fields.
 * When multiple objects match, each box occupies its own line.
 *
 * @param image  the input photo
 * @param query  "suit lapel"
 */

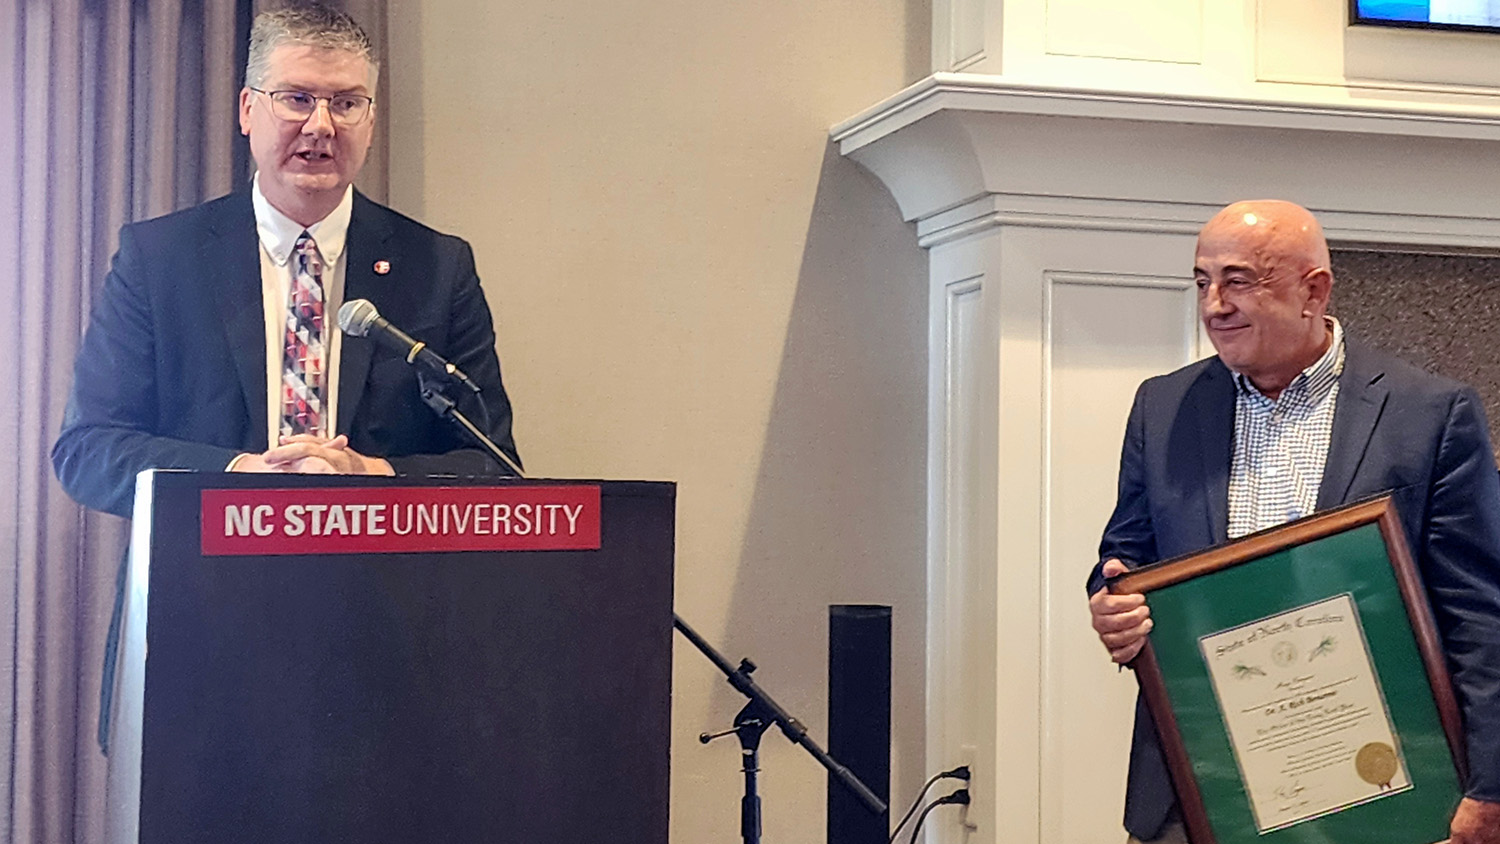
xmin=206 ymin=193 xmax=269 ymax=451
xmin=1318 ymin=340 xmax=1388 ymax=509
xmin=1193 ymin=362 xmax=1236 ymax=544
xmin=337 ymin=192 xmax=396 ymax=435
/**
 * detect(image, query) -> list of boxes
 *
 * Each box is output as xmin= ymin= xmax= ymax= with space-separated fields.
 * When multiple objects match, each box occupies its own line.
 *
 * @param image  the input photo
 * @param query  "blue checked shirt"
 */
xmin=1227 ymin=318 xmax=1346 ymax=539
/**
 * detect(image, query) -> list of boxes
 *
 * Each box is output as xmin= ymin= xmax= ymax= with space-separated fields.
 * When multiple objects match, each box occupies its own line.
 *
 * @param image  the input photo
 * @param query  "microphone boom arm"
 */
xmin=673 ymin=613 xmax=888 ymax=827
xmin=415 ymin=370 xmax=526 ymax=478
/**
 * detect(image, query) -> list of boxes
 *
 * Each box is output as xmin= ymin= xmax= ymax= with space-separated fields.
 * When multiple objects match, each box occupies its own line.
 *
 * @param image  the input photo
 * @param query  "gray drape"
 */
xmin=1 ymin=1 xmax=385 ymax=840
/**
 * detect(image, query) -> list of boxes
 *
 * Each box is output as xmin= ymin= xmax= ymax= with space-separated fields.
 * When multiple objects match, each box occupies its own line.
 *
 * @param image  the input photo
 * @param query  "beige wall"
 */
xmin=384 ymin=1 xmax=930 ymax=839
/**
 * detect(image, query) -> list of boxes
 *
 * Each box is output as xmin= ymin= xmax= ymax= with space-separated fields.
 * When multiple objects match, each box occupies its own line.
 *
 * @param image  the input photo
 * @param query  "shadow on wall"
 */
xmin=713 ymin=142 xmax=928 ymax=834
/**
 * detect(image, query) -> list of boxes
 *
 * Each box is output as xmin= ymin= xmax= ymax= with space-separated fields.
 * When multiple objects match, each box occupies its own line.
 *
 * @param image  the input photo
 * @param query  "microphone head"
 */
xmin=338 ymin=299 xmax=380 ymax=337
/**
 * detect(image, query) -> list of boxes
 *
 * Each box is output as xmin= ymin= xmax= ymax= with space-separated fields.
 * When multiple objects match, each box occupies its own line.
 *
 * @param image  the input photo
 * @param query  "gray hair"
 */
xmin=245 ymin=4 xmax=378 ymax=91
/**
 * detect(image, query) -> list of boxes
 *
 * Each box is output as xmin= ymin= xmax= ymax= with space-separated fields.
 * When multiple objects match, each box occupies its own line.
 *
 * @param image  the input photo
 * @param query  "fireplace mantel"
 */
xmin=831 ymin=69 xmax=1500 ymax=844
xmin=835 ymin=73 xmax=1500 ymax=250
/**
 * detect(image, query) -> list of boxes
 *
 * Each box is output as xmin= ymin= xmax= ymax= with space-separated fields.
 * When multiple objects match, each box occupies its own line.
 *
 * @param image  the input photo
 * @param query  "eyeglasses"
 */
xmin=249 ymin=88 xmax=374 ymax=126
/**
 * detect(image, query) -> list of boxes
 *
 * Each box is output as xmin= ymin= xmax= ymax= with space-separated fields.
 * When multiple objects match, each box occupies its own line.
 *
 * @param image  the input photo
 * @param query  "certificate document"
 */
xmin=1198 ymin=593 xmax=1411 ymax=833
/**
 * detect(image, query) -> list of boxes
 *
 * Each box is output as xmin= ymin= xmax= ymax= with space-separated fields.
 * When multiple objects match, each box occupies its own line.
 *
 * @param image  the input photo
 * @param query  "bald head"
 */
xmin=1194 ymin=200 xmax=1335 ymax=399
xmin=1199 ymin=200 xmax=1331 ymax=278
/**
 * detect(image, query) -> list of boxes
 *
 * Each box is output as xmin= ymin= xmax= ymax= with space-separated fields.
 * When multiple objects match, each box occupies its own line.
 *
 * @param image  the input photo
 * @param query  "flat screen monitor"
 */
xmin=1353 ymin=0 xmax=1500 ymax=32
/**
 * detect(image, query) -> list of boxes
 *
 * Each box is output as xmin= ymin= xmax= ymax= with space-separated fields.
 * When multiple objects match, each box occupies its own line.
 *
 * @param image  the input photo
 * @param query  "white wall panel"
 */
xmin=1044 ymin=0 xmax=1203 ymax=64
xmin=955 ymin=227 xmax=1201 ymax=844
xmin=927 ymin=231 xmax=1001 ymax=842
xmin=954 ymin=0 xmax=989 ymax=69
xmin=919 ymin=225 xmax=1201 ymax=843
xmin=1041 ymin=270 xmax=1202 ymax=844
xmin=933 ymin=0 xmax=995 ymax=72
xmin=940 ymin=272 xmax=989 ymax=773
xmin=922 ymin=0 xmax=1500 ymax=109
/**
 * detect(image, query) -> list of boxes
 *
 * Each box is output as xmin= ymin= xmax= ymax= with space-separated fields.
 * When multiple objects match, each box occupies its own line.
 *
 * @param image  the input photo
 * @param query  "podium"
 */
xmin=106 ymin=471 xmax=674 ymax=844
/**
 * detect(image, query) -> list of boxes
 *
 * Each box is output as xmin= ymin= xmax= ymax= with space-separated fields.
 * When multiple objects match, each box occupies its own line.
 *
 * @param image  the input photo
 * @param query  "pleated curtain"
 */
xmin=0 ymin=1 xmax=385 ymax=840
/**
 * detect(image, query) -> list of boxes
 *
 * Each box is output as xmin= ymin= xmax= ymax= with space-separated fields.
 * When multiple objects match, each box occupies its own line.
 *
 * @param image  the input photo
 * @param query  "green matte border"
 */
xmin=1149 ymin=523 xmax=1462 ymax=844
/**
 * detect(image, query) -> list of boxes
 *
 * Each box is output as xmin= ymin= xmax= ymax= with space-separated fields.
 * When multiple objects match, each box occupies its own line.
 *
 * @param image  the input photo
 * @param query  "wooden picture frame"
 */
xmin=1112 ymin=495 xmax=1467 ymax=844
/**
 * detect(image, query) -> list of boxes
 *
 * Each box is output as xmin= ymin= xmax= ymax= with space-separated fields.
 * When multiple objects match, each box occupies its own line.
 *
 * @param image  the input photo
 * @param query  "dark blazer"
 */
xmin=53 ymin=190 xmax=522 ymax=749
xmin=53 ymin=189 xmax=521 ymax=519
xmin=1089 ymin=338 xmax=1500 ymax=840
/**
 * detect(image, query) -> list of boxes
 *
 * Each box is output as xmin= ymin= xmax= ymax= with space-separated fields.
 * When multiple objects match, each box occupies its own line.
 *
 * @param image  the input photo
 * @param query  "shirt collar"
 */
xmin=1232 ymin=316 xmax=1345 ymax=403
xmin=251 ymin=173 xmax=354 ymax=267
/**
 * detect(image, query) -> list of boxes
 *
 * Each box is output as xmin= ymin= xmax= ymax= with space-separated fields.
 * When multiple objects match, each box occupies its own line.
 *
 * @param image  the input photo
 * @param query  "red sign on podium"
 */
xmin=200 ymin=485 xmax=602 ymax=555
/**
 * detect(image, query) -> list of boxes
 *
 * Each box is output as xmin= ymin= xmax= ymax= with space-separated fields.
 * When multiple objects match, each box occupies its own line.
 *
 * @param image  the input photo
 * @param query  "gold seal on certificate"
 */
xmin=1198 ymin=593 xmax=1411 ymax=833
xmin=1355 ymin=742 xmax=1399 ymax=789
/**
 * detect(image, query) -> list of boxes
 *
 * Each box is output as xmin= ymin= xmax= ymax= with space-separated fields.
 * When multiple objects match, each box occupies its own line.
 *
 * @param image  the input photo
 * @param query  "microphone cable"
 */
xmin=888 ymin=765 xmax=970 ymax=843
xmin=459 ymin=387 xmax=494 ymax=448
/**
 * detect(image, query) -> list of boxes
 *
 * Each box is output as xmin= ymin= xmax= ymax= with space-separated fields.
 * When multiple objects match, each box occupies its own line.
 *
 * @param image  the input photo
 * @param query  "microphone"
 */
xmin=337 ymin=299 xmax=480 ymax=393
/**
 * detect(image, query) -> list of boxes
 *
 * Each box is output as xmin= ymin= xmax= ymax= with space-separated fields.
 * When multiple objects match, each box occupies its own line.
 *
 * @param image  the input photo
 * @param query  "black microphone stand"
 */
xmin=674 ymin=614 xmax=887 ymax=844
xmin=415 ymin=370 xmax=525 ymax=477
xmin=417 ymin=367 xmax=885 ymax=838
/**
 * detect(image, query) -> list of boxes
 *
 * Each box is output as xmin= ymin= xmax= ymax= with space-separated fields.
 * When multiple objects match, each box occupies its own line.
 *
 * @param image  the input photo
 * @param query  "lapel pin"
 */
xmin=373 ymin=260 xmax=391 ymax=275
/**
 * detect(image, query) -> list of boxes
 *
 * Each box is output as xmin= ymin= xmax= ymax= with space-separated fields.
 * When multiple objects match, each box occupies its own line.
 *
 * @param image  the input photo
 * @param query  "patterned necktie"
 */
xmin=281 ymin=231 xmax=326 ymax=438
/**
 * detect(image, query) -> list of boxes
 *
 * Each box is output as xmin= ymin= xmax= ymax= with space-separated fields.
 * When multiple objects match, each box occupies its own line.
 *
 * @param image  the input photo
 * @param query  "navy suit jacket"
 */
xmin=1089 ymin=338 xmax=1500 ymax=840
xmin=53 ymin=190 xmax=521 ymax=750
xmin=54 ymin=189 xmax=521 ymax=519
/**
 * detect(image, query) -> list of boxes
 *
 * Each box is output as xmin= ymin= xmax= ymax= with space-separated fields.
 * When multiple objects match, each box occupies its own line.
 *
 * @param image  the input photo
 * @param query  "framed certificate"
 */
xmin=1112 ymin=494 xmax=1467 ymax=844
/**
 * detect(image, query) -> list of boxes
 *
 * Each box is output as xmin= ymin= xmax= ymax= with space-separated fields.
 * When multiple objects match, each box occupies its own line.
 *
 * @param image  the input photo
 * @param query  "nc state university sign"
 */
xmin=200 ymin=485 xmax=602 ymax=555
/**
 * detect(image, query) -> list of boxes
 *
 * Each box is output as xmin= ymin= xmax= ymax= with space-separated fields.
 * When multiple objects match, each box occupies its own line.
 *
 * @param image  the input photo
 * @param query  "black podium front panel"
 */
xmin=111 ymin=473 xmax=673 ymax=844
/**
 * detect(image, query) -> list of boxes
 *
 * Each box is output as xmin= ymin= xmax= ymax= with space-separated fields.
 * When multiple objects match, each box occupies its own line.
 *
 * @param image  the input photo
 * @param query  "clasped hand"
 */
xmin=1089 ymin=558 xmax=1153 ymax=665
xmin=230 ymin=434 xmax=395 ymax=476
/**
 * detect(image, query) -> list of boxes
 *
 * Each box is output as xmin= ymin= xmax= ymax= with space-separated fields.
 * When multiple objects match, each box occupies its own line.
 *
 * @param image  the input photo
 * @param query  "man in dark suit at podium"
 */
xmin=53 ymin=4 xmax=520 ymax=520
xmin=52 ymin=4 xmax=520 ymax=748
xmin=1086 ymin=201 xmax=1500 ymax=844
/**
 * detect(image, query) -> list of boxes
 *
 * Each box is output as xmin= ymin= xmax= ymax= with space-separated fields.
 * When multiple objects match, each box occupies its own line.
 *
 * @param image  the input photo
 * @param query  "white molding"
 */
xmin=831 ymin=72 xmax=1500 ymax=156
xmin=1045 ymin=270 xmax=1195 ymax=291
xmin=916 ymin=195 xmax=1500 ymax=251
xmin=832 ymin=78 xmax=1500 ymax=250
xmin=1257 ymin=72 xmax=1500 ymax=100
xmin=917 ymin=196 xmax=1210 ymax=247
